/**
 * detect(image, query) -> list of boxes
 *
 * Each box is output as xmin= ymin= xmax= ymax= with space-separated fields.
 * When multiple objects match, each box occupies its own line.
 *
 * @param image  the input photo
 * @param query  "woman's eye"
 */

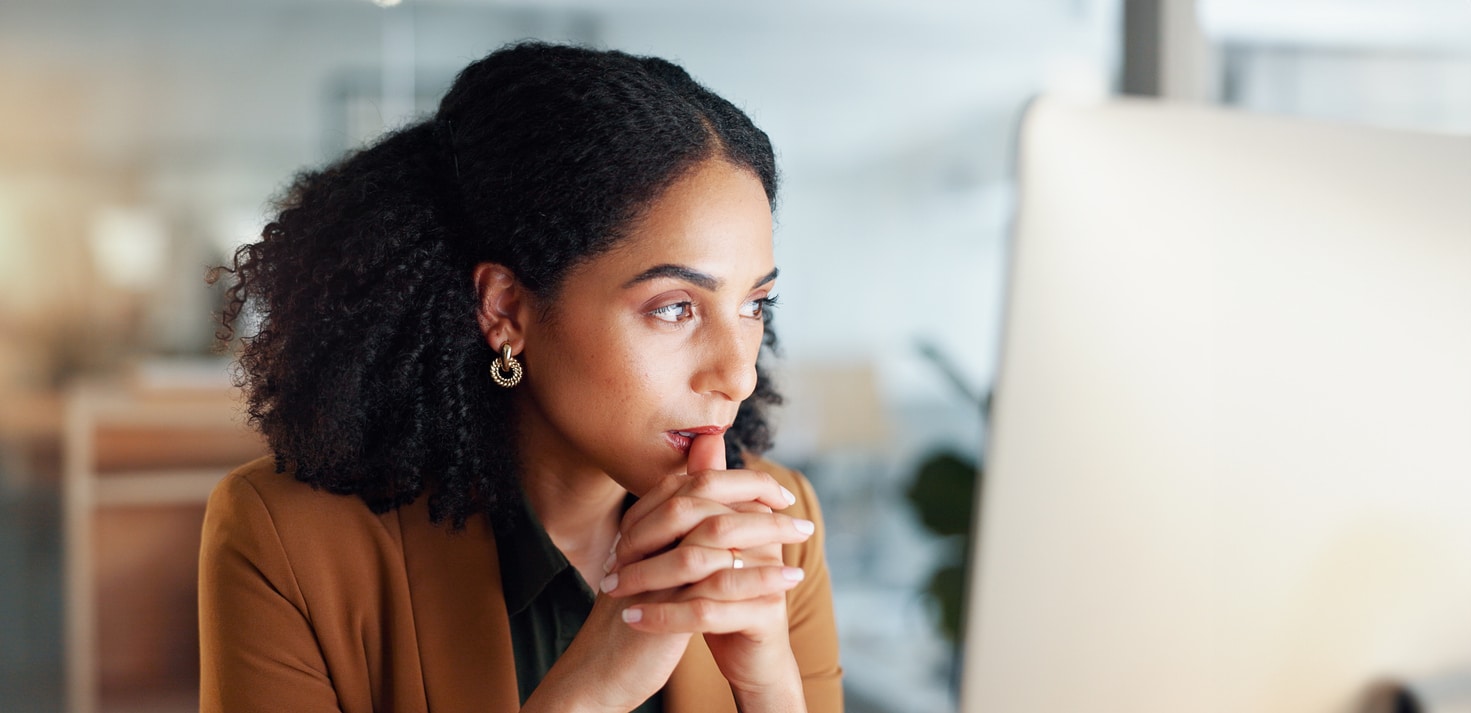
xmin=649 ymin=301 xmax=693 ymax=323
xmin=740 ymin=295 xmax=779 ymax=319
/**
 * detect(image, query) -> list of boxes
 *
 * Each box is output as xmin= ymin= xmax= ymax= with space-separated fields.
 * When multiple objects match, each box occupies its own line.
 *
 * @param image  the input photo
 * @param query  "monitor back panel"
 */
xmin=962 ymin=98 xmax=1471 ymax=713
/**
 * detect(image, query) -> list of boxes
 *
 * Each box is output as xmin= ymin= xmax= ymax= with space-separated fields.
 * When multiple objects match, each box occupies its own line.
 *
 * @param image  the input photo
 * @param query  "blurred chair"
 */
xmin=64 ymin=373 xmax=266 ymax=713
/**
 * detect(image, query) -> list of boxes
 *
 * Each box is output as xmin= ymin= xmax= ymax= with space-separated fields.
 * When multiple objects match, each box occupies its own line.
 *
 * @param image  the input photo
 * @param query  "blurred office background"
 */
xmin=0 ymin=1 xmax=1466 ymax=711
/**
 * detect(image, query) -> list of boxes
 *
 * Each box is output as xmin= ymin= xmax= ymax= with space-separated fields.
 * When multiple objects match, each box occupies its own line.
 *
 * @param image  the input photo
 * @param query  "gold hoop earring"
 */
xmin=490 ymin=342 xmax=523 ymax=388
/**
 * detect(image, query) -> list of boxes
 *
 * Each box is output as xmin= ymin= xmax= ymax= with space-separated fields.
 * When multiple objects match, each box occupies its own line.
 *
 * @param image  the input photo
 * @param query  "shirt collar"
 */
xmin=493 ymin=488 xmax=639 ymax=617
xmin=494 ymin=491 xmax=569 ymax=617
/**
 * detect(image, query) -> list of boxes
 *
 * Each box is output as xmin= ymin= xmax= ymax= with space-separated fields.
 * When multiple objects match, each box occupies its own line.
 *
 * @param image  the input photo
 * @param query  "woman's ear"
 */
xmin=472 ymin=262 xmax=528 ymax=353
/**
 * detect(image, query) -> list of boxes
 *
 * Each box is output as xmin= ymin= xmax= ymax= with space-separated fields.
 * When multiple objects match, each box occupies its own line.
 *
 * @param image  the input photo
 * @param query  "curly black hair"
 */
xmin=211 ymin=42 xmax=782 ymax=529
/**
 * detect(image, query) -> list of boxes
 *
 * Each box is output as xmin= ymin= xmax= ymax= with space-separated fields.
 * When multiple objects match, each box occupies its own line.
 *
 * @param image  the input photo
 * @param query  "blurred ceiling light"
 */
xmin=88 ymin=207 xmax=168 ymax=291
xmin=370 ymin=0 xmax=403 ymax=7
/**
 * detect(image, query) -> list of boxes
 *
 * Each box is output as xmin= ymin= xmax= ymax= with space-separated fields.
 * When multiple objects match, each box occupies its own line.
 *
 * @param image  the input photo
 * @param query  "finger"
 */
xmin=615 ymin=507 xmax=810 ymax=575
xmin=622 ymin=594 xmax=789 ymax=635
xmin=729 ymin=500 xmax=773 ymax=515
xmin=611 ymin=496 xmax=734 ymax=571
xmin=680 ymin=511 xmax=815 ymax=552
xmin=597 ymin=540 xmax=800 ymax=596
xmin=604 ymin=559 xmax=802 ymax=600
xmin=688 ymin=432 xmax=726 ymax=473
xmin=620 ymin=469 xmax=794 ymax=537
xmin=679 ymin=564 xmax=806 ymax=602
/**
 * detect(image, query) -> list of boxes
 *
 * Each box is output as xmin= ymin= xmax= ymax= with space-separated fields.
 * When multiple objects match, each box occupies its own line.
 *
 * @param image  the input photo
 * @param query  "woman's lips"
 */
xmin=664 ymin=425 xmax=727 ymax=454
xmin=665 ymin=431 xmax=694 ymax=454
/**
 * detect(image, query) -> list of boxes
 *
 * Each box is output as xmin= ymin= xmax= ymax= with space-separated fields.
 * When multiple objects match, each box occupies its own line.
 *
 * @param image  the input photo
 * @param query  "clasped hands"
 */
xmin=525 ymin=432 xmax=812 ymax=713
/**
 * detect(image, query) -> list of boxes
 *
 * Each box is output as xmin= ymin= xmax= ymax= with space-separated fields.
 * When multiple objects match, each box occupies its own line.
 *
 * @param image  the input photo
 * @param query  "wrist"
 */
xmin=729 ymin=656 xmax=806 ymax=713
xmin=522 ymin=689 xmax=621 ymax=713
xmin=521 ymin=662 xmax=621 ymax=713
xmin=732 ymin=686 xmax=806 ymax=713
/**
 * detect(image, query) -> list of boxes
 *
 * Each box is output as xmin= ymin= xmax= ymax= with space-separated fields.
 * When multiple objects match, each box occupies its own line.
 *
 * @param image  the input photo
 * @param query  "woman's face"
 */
xmin=515 ymin=157 xmax=776 ymax=495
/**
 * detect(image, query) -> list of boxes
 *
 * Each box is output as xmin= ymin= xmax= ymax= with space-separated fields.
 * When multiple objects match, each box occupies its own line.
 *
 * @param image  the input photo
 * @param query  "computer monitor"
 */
xmin=962 ymin=98 xmax=1471 ymax=713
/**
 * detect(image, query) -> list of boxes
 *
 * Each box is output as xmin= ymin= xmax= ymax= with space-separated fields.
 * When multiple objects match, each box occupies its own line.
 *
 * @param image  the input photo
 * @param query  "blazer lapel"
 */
xmin=399 ymin=498 xmax=521 ymax=713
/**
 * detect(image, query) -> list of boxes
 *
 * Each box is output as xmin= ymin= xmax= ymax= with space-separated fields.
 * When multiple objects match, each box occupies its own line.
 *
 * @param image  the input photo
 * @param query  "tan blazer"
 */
xmin=199 ymin=455 xmax=843 ymax=713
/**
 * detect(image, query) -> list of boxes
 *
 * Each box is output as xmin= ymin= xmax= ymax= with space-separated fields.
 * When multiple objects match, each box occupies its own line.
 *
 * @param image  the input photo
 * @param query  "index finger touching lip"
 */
xmin=621 ymin=432 xmax=727 ymax=526
xmin=687 ymin=432 xmax=726 ymax=474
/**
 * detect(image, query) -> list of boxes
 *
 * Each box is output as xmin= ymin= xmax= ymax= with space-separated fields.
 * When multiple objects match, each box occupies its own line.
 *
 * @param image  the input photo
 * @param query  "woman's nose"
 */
xmin=690 ymin=318 xmax=759 ymax=402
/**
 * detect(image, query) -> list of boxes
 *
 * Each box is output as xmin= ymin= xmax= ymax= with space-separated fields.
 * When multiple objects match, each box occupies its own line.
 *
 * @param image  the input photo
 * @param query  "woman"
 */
xmin=200 ymin=42 xmax=841 ymax=713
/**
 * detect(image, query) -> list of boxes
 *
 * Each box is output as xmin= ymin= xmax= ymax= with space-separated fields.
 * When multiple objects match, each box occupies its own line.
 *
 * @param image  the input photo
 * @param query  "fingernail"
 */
xmin=780 ymin=486 xmax=796 ymax=505
xmin=601 ymin=550 xmax=617 ymax=574
xmin=793 ymin=518 xmax=815 ymax=535
xmin=782 ymin=566 xmax=805 ymax=582
xmin=622 ymin=608 xmax=643 ymax=624
xmin=609 ymin=532 xmax=621 ymax=553
xmin=599 ymin=573 xmax=618 ymax=594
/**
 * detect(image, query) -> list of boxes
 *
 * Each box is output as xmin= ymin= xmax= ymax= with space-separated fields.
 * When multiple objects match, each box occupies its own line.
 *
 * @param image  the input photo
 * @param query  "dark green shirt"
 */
xmin=494 ymin=492 xmax=663 ymax=712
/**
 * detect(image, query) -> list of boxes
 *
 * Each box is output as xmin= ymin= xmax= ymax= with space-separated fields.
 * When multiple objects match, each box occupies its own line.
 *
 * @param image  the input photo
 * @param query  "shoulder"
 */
xmin=208 ymin=456 xmax=386 ymax=530
xmin=203 ymin=455 xmax=404 ymax=569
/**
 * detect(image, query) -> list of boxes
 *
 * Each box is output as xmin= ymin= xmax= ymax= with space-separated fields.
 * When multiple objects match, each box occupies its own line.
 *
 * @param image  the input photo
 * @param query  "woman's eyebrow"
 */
xmin=751 ymin=267 xmax=779 ymax=289
xmin=623 ymin=265 xmax=779 ymax=291
xmin=624 ymin=264 xmax=718 ymax=290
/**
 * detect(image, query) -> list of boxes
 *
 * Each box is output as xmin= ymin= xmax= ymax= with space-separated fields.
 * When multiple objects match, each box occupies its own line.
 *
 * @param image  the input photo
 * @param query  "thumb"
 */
xmin=687 ymin=432 xmax=727 ymax=474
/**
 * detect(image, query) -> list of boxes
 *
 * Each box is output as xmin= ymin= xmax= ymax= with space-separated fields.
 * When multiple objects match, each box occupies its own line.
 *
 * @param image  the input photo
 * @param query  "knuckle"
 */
xmin=758 ymin=593 xmax=787 ymax=608
xmin=619 ymin=530 xmax=645 ymax=558
xmin=704 ymin=514 xmax=738 ymax=540
xmin=689 ymin=598 xmax=718 ymax=625
xmin=675 ymin=546 xmax=704 ymax=571
xmin=687 ymin=472 xmax=718 ymax=497
xmin=642 ymin=604 xmax=668 ymax=626
xmin=663 ymin=495 xmax=694 ymax=522
xmin=618 ymin=564 xmax=644 ymax=591
xmin=712 ymin=568 xmax=741 ymax=595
